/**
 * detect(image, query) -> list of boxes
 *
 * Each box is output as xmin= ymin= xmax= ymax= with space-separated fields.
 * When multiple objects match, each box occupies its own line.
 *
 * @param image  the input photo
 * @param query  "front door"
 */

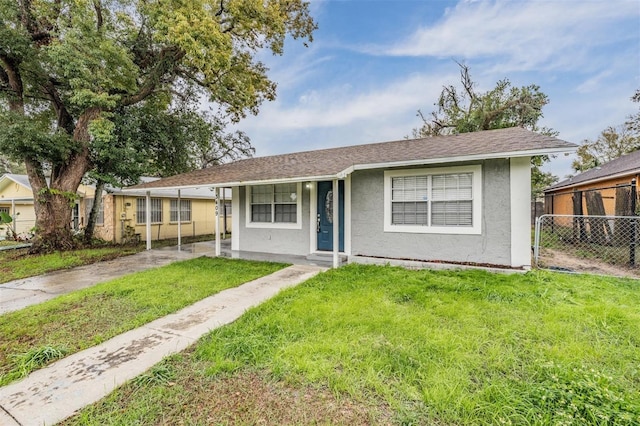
xmin=317 ymin=181 xmax=344 ymax=251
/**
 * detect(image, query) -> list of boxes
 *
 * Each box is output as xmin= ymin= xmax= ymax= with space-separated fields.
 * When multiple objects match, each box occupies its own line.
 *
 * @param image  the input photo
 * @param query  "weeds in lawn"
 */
xmin=527 ymin=362 xmax=638 ymax=425
xmin=132 ymin=363 xmax=175 ymax=387
xmin=12 ymin=345 xmax=68 ymax=378
xmin=0 ymin=257 xmax=286 ymax=386
xmin=61 ymin=265 xmax=640 ymax=425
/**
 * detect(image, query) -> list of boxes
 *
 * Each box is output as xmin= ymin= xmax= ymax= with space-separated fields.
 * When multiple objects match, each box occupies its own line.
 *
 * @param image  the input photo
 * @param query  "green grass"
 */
xmin=0 ymin=235 xmax=223 ymax=284
xmin=0 ymin=257 xmax=286 ymax=385
xmin=0 ymin=246 xmax=141 ymax=284
xmin=63 ymin=265 xmax=640 ymax=425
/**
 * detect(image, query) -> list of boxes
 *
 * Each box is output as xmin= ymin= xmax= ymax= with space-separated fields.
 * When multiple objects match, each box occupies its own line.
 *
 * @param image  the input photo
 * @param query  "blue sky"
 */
xmin=231 ymin=0 xmax=640 ymax=179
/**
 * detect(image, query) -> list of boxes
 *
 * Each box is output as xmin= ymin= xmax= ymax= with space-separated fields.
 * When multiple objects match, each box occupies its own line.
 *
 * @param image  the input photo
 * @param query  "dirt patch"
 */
xmin=170 ymin=370 xmax=393 ymax=425
xmin=61 ymin=351 xmax=394 ymax=425
xmin=538 ymin=248 xmax=640 ymax=279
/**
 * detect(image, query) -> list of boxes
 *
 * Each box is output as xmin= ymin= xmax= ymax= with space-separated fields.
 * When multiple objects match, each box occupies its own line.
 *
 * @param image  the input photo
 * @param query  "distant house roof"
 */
xmin=107 ymin=177 xmax=222 ymax=199
xmin=128 ymin=127 xmax=576 ymax=191
xmin=545 ymin=149 xmax=640 ymax=192
xmin=0 ymin=174 xmax=221 ymax=199
xmin=0 ymin=174 xmax=32 ymax=190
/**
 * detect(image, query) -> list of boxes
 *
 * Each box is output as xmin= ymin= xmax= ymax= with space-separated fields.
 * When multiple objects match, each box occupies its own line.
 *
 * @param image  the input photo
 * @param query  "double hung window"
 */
xmin=385 ymin=165 xmax=481 ymax=234
xmin=170 ymin=199 xmax=191 ymax=222
xmin=247 ymin=183 xmax=301 ymax=228
xmin=137 ymin=198 xmax=163 ymax=224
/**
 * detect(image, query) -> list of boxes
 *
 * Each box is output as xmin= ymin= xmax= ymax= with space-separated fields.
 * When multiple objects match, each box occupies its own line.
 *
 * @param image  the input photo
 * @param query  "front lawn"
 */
xmin=0 ymin=257 xmax=286 ymax=386
xmin=0 ymin=234 xmax=219 ymax=284
xmin=0 ymin=246 xmax=141 ymax=284
xmin=64 ymin=265 xmax=640 ymax=425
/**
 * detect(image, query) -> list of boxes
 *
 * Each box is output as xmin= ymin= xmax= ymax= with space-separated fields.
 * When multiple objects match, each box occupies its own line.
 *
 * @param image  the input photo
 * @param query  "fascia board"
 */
xmin=121 ymin=174 xmax=340 ymax=192
xmin=346 ymin=147 xmax=575 ymax=173
xmin=544 ymin=169 xmax=640 ymax=193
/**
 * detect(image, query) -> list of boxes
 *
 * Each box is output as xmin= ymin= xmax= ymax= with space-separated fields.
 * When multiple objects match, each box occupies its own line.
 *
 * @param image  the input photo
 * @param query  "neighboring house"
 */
xmin=94 ymin=179 xmax=230 ymax=243
xmin=0 ymin=174 xmax=230 ymax=242
xmin=544 ymin=150 xmax=640 ymax=217
xmin=128 ymin=127 xmax=575 ymax=269
xmin=0 ymin=174 xmax=96 ymax=236
xmin=0 ymin=174 xmax=42 ymax=235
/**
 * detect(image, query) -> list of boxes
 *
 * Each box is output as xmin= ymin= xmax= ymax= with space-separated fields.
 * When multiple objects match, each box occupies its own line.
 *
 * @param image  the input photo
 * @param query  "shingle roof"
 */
xmin=0 ymin=174 xmax=32 ymax=189
xmin=127 ymin=127 xmax=576 ymax=190
xmin=0 ymin=174 xmax=222 ymax=199
xmin=545 ymin=149 xmax=640 ymax=192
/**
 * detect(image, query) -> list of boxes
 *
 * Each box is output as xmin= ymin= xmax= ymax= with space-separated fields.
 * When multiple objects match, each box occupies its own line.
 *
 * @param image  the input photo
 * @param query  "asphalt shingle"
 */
xmin=128 ymin=127 xmax=576 ymax=190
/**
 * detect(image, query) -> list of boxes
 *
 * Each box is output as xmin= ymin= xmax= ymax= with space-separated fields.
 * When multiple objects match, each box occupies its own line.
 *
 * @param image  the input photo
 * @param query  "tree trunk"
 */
xmin=28 ymin=107 xmax=100 ymax=253
xmin=84 ymin=179 xmax=105 ymax=244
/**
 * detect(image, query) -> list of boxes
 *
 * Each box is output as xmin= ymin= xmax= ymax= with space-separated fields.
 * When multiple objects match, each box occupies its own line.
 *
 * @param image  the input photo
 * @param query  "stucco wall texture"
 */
xmin=350 ymin=160 xmax=512 ymax=266
xmin=236 ymin=159 xmax=514 ymax=266
xmin=238 ymin=185 xmax=312 ymax=255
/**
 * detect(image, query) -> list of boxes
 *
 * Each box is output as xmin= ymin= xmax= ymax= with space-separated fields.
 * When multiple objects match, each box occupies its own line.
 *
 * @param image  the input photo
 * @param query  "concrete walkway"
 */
xmin=1 ymin=247 xmax=206 ymax=315
xmin=0 ymin=263 xmax=325 ymax=426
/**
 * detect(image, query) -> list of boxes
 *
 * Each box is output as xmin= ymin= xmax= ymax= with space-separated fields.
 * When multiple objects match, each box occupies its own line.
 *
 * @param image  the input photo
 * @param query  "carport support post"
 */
xmin=215 ymin=187 xmax=221 ymax=257
xmin=177 ymin=189 xmax=182 ymax=251
xmin=145 ymin=191 xmax=151 ymax=250
xmin=332 ymin=179 xmax=339 ymax=268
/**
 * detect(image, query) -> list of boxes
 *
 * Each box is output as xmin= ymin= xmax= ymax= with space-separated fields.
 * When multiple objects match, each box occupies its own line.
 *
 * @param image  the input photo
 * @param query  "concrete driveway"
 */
xmin=0 ymin=245 xmax=211 ymax=315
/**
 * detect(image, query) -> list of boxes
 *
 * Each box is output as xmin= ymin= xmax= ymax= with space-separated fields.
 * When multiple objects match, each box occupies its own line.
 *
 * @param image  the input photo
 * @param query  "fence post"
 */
xmin=630 ymin=179 xmax=637 ymax=267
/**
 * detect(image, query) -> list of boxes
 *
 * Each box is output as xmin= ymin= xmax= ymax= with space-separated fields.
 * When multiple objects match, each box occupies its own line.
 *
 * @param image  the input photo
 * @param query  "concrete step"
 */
xmin=306 ymin=252 xmax=348 ymax=264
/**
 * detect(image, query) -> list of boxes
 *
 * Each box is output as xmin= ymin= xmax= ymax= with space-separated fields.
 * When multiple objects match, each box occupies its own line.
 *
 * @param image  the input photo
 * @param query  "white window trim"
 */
xmin=136 ymin=197 xmax=163 ymax=225
xmin=384 ymin=165 xmax=482 ymax=235
xmin=245 ymin=182 xmax=303 ymax=230
xmin=169 ymin=199 xmax=192 ymax=223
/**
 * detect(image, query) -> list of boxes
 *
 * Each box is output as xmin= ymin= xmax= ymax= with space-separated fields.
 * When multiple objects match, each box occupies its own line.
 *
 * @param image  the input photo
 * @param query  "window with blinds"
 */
xmin=385 ymin=166 xmax=481 ymax=234
xmin=391 ymin=176 xmax=429 ymax=225
xmin=431 ymin=173 xmax=473 ymax=226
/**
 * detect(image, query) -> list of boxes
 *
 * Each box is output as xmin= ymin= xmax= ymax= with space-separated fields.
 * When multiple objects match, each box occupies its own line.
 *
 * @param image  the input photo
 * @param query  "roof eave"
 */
xmin=349 ymin=146 xmax=575 ymax=173
xmin=544 ymin=169 xmax=640 ymax=193
xmin=121 ymin=173 xmax=341 ymax=192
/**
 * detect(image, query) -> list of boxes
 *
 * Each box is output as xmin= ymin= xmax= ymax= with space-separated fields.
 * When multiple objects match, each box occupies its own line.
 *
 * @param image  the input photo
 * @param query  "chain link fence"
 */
xmin=534 ymin=214 xmax=640 ymax=278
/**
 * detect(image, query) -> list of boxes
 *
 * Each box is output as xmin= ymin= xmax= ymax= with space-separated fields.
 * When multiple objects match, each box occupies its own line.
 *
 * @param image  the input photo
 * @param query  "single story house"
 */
xmin=0 ymin=174 xmax=44 ymax=236
xmin=128 ymin=127 xmax=575 ymax=269
xmin=0 ymin=174 xmax=230 ymax=242
xmin=544 ymin=150 xmax=640 ymax=217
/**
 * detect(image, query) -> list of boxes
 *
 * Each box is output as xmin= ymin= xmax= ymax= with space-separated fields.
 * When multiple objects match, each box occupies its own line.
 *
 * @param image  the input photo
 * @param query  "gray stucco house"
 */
xmin=129 ymin=127 xmax=575 ymax=269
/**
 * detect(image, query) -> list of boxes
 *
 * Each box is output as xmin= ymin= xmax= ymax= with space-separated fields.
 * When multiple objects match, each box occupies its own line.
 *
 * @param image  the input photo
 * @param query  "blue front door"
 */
xmin=317 ymin=181 xmax=344 ymax=251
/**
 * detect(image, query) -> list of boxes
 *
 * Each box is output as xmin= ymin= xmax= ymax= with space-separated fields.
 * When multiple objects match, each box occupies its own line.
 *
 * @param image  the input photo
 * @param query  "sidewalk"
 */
xmin=0 ymin=263 xmax=325 ymax=426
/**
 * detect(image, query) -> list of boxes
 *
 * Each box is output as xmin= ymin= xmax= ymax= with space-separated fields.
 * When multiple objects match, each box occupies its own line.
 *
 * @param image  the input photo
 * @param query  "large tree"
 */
xmin=83 ymin=103 xmax=253 ymax=242
xmin=0 ymin=0 xmax=315 ymax=252
xmin=572 ymin=90 xmax=640 ymax=173
xmin=572 ymin=125 xmax=639 ymax=172
xmin=412 ymin=63 xmax=558 ymax=198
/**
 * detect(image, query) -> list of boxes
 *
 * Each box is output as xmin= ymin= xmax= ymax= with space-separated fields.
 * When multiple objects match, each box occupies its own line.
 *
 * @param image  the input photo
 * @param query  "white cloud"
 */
xmin=243 ymin=71 xmax=456 ymax=131
xmin=373 ymin=0 xmax=639 ymax=71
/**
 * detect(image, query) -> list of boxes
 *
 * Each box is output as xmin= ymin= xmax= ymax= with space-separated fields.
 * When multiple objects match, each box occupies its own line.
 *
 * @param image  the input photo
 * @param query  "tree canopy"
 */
xmin=412 ymin=63 xmax=558 ymax=198
xmin=572 ymin=90 xmax=640 ymax=173
xmin=0 ymin=0 xmax=316 ymax=251
xmin=413 ymin=63 xmax=554 ymax=138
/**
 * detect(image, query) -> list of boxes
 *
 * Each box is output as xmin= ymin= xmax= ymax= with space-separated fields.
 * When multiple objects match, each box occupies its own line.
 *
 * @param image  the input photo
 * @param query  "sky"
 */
xmin=229 ymin=0 xmax=640 ymax=180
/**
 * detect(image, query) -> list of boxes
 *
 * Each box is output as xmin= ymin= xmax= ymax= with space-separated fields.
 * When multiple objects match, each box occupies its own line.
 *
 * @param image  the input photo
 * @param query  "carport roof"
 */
xmin=127 ymin=127 xmax=576 ymax=190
